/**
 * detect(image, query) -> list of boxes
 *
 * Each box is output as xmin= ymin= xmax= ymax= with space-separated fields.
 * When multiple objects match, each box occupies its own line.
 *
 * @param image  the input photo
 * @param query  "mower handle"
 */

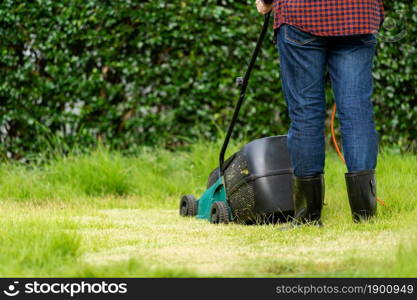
xmin=219 ymin=11 xmax=272 ymax=175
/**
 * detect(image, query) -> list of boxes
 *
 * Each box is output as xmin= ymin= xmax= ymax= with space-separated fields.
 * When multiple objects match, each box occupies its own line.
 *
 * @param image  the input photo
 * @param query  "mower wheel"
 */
xmin=179 ymin=195 xmax=198 ymax=217
xmin=210 ymin=202 xmax=229 ymax=224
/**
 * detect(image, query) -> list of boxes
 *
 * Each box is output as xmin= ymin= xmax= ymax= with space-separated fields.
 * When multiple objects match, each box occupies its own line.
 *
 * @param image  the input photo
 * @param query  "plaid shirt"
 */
xmin=273 ymin=0 xmax=385 ymax=36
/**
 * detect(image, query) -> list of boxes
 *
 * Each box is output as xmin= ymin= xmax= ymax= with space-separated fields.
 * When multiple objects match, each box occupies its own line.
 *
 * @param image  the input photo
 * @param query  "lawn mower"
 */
xmin=179 ymin=11 xmax=295 ymax=224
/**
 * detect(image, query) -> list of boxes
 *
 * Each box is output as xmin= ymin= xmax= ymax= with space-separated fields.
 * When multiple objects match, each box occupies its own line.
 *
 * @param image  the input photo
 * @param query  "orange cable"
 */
xmin=330 ymin=104 xmax=386 ymax=207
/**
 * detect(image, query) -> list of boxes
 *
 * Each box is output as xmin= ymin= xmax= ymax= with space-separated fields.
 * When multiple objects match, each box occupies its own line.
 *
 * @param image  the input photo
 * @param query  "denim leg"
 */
xmin=327 ymin=35 xmax=379 ymax=172
xmin=277 ymin=25 xmax=328 ymax=177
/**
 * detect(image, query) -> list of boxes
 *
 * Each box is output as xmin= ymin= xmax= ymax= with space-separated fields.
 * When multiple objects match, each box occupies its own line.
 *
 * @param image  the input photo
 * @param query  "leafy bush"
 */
xmin=0 ymin=0 xmax=415 ymax=160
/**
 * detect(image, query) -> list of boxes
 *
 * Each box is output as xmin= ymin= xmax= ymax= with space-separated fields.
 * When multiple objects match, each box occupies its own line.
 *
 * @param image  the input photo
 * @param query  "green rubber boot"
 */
xmin=345 ymin=170 xmax=377 ymax=223
xmin=291 ymin=174 xmax=324 ymax=226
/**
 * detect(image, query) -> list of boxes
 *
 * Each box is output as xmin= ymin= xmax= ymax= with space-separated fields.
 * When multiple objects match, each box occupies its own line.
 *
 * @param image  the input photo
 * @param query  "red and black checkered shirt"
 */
xmin=273 ymin=0 xmax=384 ymax=36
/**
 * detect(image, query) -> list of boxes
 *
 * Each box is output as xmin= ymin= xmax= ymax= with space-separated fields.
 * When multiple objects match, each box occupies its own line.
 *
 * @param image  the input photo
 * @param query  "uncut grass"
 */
xmin=0 ymin=140 xmax=242 ymax=207
xmin=0 ymin=203 xmax=194 ymax=277
xmin=1 ymin=142 xmax=414 ymax=210
xmin=0 ymin=209 xmax=80 ymax=277
xmin=0 ymin=140 xmax=416 ymax=277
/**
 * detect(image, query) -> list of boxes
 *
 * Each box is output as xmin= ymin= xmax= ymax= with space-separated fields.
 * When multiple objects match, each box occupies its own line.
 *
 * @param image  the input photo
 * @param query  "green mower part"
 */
xmin=179 ymin=176 xmax=233 ymax=223
xmin=196 ymin=176 xmax=232 ymax=222
xmin=180 ymin=177 xmax=232 ymax=223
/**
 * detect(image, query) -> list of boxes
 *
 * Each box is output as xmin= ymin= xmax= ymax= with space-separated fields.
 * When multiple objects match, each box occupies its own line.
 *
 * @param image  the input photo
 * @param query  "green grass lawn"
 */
xmin=0 ymin=140 xmax=416 ymax=277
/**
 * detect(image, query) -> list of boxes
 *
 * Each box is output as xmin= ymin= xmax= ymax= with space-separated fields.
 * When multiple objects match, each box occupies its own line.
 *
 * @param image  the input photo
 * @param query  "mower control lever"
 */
xmin=219 ymin=11 xmax=271 ymax=175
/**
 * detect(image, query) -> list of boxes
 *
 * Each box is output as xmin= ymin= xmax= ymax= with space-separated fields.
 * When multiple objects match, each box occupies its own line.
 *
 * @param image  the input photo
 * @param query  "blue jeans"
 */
xmin=277 ymin=24 xmax=379 ymax=177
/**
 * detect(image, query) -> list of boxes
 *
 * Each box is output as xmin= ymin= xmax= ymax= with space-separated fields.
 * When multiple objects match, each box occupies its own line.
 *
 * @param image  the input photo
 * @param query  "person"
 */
xmin=255 ymin=0 xmax=384 ymax=225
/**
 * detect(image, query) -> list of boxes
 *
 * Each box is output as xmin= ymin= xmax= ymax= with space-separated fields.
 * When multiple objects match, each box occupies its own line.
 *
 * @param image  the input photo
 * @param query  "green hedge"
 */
xmin=0 ymin=0 xmax=416 ymax=160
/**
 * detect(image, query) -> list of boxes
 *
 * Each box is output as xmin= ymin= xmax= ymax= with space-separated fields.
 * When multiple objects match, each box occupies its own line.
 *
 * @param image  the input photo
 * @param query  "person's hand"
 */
xmin=256 ymin=0 xmax=273 ymax=15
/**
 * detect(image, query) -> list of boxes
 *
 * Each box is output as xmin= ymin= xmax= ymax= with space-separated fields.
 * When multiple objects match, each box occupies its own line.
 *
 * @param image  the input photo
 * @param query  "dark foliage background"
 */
xmin=0 ymin=0 xmax=416 ymax=160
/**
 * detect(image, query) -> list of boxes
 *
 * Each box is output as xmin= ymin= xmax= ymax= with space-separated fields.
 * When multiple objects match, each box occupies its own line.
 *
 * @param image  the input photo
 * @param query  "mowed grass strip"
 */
xmin=0 ymin=141 xmax=415 ymax=277
xmin=77 ymin=209 xmax=417 ymax=277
